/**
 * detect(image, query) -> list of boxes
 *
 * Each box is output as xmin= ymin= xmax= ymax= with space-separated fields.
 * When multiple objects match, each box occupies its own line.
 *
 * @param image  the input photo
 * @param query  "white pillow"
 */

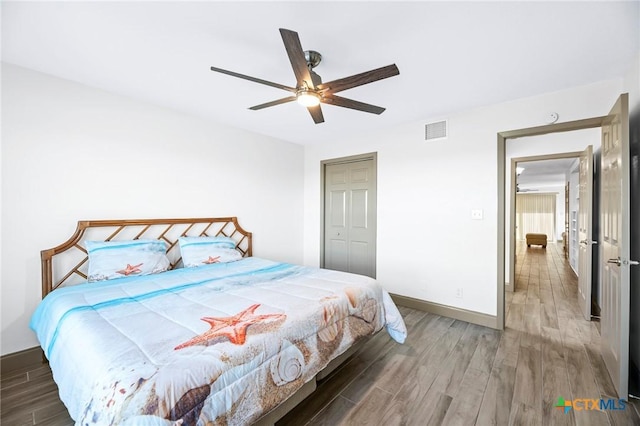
xmin=178 ymin=236 xmax=242 ymax=267
xmin=86 ymin=239 xmax=170 ymax=282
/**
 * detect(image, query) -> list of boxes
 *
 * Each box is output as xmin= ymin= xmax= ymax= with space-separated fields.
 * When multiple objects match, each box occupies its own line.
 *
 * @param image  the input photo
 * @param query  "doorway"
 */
xmin=497 ymin=117 xmax=605 ymax=329
xmin=510 ymin=149 xmax=602 ymax=321
xmin=498 ymin=94 xmax=631 ymax=399
xmin=320 ymin=152 xmax=377 ymax=278
xmin=507 ymin=152 xmax=584 ymax=294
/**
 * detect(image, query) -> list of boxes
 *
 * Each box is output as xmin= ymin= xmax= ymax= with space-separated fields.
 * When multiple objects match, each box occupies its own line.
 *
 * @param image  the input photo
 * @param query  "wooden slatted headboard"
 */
xmin=41 ymin=217 xmax=252 ymax=297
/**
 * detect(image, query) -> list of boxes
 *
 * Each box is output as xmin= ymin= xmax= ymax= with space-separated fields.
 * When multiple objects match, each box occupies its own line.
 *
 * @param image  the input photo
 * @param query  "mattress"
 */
xmin=30 ymin=257 xmax=406 ymax=425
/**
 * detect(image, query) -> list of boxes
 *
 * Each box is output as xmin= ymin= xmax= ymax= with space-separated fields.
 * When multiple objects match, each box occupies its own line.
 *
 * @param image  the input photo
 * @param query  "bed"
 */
xmin=31 ymin=217 xmax=407 ymax=425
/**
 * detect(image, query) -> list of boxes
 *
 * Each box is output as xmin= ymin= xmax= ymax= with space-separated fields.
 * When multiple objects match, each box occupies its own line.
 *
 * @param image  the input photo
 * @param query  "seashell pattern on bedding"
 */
xmin=270 ymin=341 xmax=305 ymax=386
xmin=30 ymin=257 xmax=407 ymax=425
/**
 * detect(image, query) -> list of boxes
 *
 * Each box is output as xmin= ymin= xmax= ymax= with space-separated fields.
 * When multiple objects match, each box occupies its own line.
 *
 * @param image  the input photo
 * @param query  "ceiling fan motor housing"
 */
xmin=304 ymin=50 xmax=322 ymax=69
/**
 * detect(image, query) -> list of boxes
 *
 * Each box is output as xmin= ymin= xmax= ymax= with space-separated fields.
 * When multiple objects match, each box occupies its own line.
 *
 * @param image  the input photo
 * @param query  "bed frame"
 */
xmin=39 ymin=217 xmax=365 ymax=425
xmin=40 ymin=217 xmax=252 ymax=298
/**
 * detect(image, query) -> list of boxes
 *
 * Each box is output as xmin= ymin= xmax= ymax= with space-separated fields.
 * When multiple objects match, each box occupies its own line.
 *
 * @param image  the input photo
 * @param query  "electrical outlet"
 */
xmin=471 ymin=209 xmax=483 ymax=220
xmin=456 ymin=288 xmax=463 ymax=298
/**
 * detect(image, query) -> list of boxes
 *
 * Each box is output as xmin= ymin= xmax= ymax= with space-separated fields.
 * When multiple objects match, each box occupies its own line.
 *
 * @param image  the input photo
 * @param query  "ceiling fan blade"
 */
xmin=249 ymin=96 xmax=297 ymax=111
xmin=317 ymin=64 xmax=399 ymax=94
xmin=322 ymin=95 xmax=386 ymax=115
xmin=307 ymin=105 xmax=324 ymax=124
xmin=210 ymin=66 xmax=296 ymax=93
xmin=279 ymin=28 xmax=314 ymax=89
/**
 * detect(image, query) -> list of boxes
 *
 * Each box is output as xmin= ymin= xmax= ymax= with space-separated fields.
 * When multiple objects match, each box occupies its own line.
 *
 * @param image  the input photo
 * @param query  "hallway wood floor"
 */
xmin=2 ymin=242 xmax=639 ymax=425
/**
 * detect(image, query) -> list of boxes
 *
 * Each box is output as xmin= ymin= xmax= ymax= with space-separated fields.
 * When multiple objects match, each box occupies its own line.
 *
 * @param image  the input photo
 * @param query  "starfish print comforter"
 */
xmin=30 ymin=257 xmax=407 ymax=425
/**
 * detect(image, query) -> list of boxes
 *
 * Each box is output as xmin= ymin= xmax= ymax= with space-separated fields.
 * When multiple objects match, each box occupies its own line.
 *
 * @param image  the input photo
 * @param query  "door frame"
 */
xmin=497 ymin=117 xmax=605 ymax=329
xmin=320 ymin=152 xmax=377 ymax=273
xmin=508 ymin=151 xmax=582 ymax=294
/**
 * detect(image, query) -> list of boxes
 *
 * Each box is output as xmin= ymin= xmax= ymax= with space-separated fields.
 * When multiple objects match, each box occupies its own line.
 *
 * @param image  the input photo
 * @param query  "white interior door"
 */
xmin=600 ymin=93 xmax=631 ymax=399
xmin=323 ymin=159 xmax=376 ymax=278
xmin=578 ymin=145 xmax=593 ymax=321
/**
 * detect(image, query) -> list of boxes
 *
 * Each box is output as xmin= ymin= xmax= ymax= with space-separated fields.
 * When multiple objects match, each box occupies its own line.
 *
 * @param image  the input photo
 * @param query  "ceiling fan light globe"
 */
xmin=296 ymin=91 xmax=321 ymax=107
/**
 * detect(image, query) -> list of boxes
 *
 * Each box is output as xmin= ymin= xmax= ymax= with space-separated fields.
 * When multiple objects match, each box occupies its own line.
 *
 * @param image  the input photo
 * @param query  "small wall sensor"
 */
xmin=547 ymin=112 xmax=559 ymax=124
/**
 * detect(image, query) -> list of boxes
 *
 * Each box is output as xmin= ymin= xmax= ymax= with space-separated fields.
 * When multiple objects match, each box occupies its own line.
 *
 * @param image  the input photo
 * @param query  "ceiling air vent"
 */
xmin=425 ymin=120 xmax=448 ymax=141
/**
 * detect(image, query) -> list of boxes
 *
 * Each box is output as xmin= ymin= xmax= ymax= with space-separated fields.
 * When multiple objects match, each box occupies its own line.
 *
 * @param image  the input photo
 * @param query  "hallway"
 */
xmin=504 ymin=241 xmax=638 ymax=425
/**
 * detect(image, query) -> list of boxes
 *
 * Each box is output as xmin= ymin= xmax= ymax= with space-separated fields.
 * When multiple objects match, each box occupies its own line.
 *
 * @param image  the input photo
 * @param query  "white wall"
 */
xmin=1 ymin=64 xmax=304 ymax=355
xmin=303 ymin=78 xmax=623 ymax=317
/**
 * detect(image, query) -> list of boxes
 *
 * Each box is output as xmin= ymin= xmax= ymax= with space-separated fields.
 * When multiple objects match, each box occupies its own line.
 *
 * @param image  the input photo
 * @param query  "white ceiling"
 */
xmin=2 ymin=1 xmax=638 ymax=145
xmin=517 ymin=158 xmax=577 ymax=190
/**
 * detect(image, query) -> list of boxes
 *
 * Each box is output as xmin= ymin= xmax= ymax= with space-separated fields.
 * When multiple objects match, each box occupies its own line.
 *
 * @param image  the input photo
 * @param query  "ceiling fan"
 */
xmin=516 ymin=184 xmax=539 ymax=193
xmin=210 ymin=28 xmax=400 ymax=124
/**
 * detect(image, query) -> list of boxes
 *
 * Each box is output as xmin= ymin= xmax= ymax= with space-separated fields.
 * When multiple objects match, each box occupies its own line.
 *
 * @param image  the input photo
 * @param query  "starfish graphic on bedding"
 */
xmin=174 ymin=304 xmax=286 ymax=349
xmin=202 ymin=256 xmax=220 ymax=264
xmin=116 ymin=263 xmax=143 ymax=276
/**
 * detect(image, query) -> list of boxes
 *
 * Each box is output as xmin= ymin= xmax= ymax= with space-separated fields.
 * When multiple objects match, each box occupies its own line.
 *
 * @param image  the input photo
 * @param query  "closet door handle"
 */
xmin=607 ymin=258 xmax=622 ymax=266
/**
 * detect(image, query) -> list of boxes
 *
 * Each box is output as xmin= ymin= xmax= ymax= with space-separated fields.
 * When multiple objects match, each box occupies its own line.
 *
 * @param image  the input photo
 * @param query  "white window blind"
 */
xmin=516 ymin=193 xmax=556 ymax=241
